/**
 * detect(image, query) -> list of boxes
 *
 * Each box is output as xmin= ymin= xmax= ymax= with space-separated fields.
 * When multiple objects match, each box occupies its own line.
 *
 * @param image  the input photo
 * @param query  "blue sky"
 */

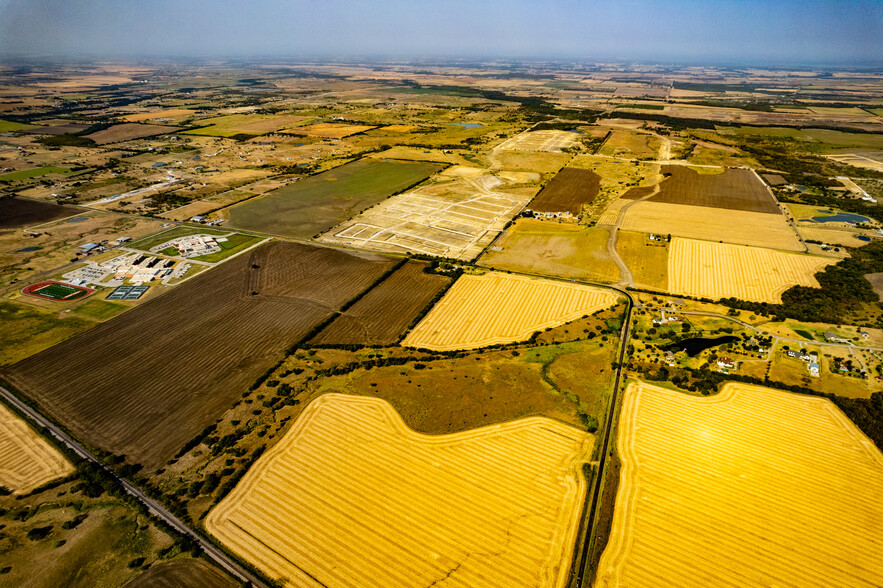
xmin=0 ymin=0 xmax=879 ymax=65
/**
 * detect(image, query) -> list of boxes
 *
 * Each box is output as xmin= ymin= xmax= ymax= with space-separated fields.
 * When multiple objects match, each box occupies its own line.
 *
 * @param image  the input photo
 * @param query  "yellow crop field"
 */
xmin=402 ymin=271 xmax=619 ymax=350
xmin=0 ymin=402 xmax=74 ymax=493
xmin=668 ymin=237 xmax=832 ymax=303
xmin=596 ymin=198 xmax=628 ymax=226
xmin=207 ymin=394 xmax=593 ymax=588
xmin=596 ymin=381 xmax=883 ymax=587
xmin=621 ymin=201 xmax=803 ymax=251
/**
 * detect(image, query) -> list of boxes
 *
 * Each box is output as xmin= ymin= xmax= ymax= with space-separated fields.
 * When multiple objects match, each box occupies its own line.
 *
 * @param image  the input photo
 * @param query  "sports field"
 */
xmin=0 ymin=400 xmax=74 ymax=493
xmin=22 ymin=280 xmax=94 ymax=301
xmin=668 ymin=238 xmax=831 ymax=303
xmin=596 ymin=381 xmax=883 ymax=587
xmin=403 ymin=272 xmax=619 ymax=350
xmin=226 ymin=159 xmax=444 ymax=239
xmin=207 ymin=394 xmax=593 ymax=588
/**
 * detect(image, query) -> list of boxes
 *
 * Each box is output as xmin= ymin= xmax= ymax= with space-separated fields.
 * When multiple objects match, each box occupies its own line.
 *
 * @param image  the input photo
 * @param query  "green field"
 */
xmin=33 ymin=283 xmax=89 ymax=300
xmin=73 ymin=299 xmax=127 ymax=320
xmin=785 ymin=203 xmax=836 ymax=220
xmin=192 ymin=232 xmax=264 ymax=262
xmin=0 ymin=119 xmax=37 ymax=132
xmin=0 ymin=166 xmax=72 ymax=182
xmin=717 ymin=126 xmax=883 ymax=150
xmin=868 ymin=108 xmax=883 ymax=117
xmin=618 ymin=103 xmax=665 ymax=110
xmin=0 ymin=300 xmax=95 ymax=367
xmin=226 ymin=158 xmax=445 ymax=239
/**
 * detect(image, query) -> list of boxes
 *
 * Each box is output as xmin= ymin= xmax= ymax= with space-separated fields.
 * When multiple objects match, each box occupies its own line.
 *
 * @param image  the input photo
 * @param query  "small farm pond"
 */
xmin=440 ymin=122 xmax=482 ymax=129
xmin=16 ymin=246 xmax=41 ymax=252
xmin=811 ymin=211 xmax=872 ymax=224
xmin=664 ymin=335 xmax=739 ymax=357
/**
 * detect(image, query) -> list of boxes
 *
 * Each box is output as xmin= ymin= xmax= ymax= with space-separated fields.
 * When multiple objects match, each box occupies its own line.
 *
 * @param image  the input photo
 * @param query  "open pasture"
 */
xmin=119 ymin=109 xmax=194 ymax=122
xmin=227 ymin=158 xmax=443 ymax=239
xmin=499 ymin=129 xmax=580 ymax=152
xmin=479 ymin=219 xmax=620 ymax=282
xmin=596 ymin=381 xmax=883 ymax=588
xmin=403 ymin=271 xmax=619 ymax=350
xmin=0 ymin=197 xmax=81 ymax=228
xmin=646 ymin=165 xmax=780 ymax=213
xmin=620 ymin=201 xmax=804 ymax=251
xmin=597 ymin=130 xmax=660 ymax=159
xmin=3 ymin=242 xmax=398 ymax=468
xmin=320 ymin=178 xmax=530 ymax=260
xmin=288 ymin=122 xmax=376 ymax=138
xmin=616 ymin=230 xmax=668 ymax=291
xmin=311 ymin=260 xmax=451 ymax=346
xmin=207 ymin=394 xmax=592 ymax=588
xmin=526 ymin=167 xmax=600 ymax=217
xmin=668 ymin=238 xmax=832 ymax=303
xmin=183 ymin=113 xmax=310 ymax=137
xmin=825 ymin=152 xmax=883 ymax=173
xmin=0 ymin=401 xmax=74 ymax=494
xmin=85 ymin=123 xmax=179 ymax=145
xmin=797 ymin=225 xmax=872 ymax=247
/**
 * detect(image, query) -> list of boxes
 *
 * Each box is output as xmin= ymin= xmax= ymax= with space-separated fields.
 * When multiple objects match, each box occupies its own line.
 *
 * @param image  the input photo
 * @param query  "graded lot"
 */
xmin=403 ymin=271 xmax=619 ymax=350
xmin=2 ymin=242 xmax=398 ymax=468
xmin=668 ymin=237 xmax=832 ymax=303
xmin=0 ymin=400 xmax=74 ymax=493
xmin=207 ymin=394 xmax=593 ymax=588
xmin=596 ymin=381 xmax=883 ymax=588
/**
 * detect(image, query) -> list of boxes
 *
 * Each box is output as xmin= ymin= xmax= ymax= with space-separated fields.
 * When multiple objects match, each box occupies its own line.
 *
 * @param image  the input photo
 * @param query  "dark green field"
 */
xmin=225 ymin=158 xmax=444 ymax=238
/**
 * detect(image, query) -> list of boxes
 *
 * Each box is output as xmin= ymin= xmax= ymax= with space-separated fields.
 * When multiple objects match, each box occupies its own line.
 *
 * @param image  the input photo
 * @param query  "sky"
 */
xmin=0 ymin=0 xmax=880 ymax=65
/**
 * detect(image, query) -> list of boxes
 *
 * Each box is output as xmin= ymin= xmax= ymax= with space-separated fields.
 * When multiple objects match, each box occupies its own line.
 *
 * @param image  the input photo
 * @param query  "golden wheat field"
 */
xmin=207 ymin=394 xmax=593 ymax=588
xmin=596 ymin=381 xmax=883 ymax=588
xmin=0 ymin=402 xmax=74 ymax=493
xmin=402 ymin=271 xmax=619 ymax=350
xmin=621 ymin=201 xmax=803 ymax=251
xmin=668 ymin=237 xmax=832 ymax=303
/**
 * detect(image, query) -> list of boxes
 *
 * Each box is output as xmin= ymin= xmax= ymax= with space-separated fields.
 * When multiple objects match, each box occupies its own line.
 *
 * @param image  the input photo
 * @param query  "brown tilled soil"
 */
xmin=124 ymin=559 xmax=238 ymax=588
xmin=648 ymin=165 xmax=781 ymax=213
xmin=621 ymin=185 xmax=657 ymax=200
xmin=526 ymin=167 xmax=601 ymax=216
xmin=310 ymin=260 xmax=451 ymax=346
xmin=0 ymin=197 xmax=82 ymax=228
xmin=2 ymin=241 xmax=397 ymax=468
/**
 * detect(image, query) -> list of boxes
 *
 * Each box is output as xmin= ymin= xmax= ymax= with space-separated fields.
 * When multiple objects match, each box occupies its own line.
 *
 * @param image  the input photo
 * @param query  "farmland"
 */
xmin=311 ymin=260 xmax=451 ymax=346
xmin=182 ymin=113 xmax=311 ymax=137
xmin=620 ymin=201 xmax=804 ymax=250
xmin=637 ymin=165 xmax=781 ymax=213
xmin=85 ymin=123 xmax=179 ymax=145
xmin=499 ymin=129 xmax=580 ymax=152
xmin=616 ymin=230 xmax=668 ymax=291
xmin=402 ymin=272 xmax=619 ymax=350
xmin=526 ymin=167 xmax=601 ymax=216
xmin=0 ymin=166 xmax=72 ymax=182
xmin=0 ymin=197 xmax=81 ymax=228
xmin=2 ymin=242 xmax=399 ymax=468
xmin=0 ymin=401 xmax=74 ymax=493
xmin=125 ymin=559 xmax=238 ymax=588
xmin=596 ymin=381 xmax=883 ymax=587
xmin=207 ymin=394 xmax=593 ymax=588
xmin=226 ymin=158 xmax=443 ymax=239
xmin=119 ymin=109 xmax=194 ymax=122
xmin=668 ymin=238 xmax=832 ymax=303
xmin=479 ymin=219 xmax=620 ymax=282
xmin=289 ymin=122 xmax=376 ymax=138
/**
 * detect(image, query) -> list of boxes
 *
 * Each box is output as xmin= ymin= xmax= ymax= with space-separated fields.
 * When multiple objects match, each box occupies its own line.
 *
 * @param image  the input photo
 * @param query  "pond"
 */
xmin=439 ymin=122 xmax=482 ymax=129
xmin=16 ymin=246 xmax=41 ymax=252
xmin=811 ymin=212 xmax=872 ymax=224
xmin=664 ymin=335 xmax=739 ymax=357
xmin=66 ymin=216 xmax=89 ymax=223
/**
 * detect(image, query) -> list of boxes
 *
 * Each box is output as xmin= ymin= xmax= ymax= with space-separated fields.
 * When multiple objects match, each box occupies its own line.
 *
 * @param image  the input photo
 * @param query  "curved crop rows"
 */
xmin=596 ymin=381 xmax=883 ymax=587
xmin=207 ymin=394 xmax=593 ymax=588
xmin=0 ymin=402 xmax=73 ymax=494
xmin=402 ymin=271 xmax=619 ymax=350
xmin=668 ymin=237 xmax=832 ymax=303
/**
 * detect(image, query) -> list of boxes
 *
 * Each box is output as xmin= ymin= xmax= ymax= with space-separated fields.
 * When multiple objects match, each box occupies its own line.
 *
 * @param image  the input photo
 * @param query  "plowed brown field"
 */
xmin=647 ymin=165 xmax=780 ymax=213
xmin=3 ymin=242 xmax=397 ymax=468
xmin=207 ymin=394 xmax=593 ymax=588
xmin=527 ymin=167 xmax=601 ymax=216
xmin=668 ymin=238 xmax=832 ymax=303
xmin=0 ymin=401 xmax=73 ymax=493
xmin=596 ymin=381 xmax=883 ymax=587
xmin=402 ymin=272 xmax=619 ymax=350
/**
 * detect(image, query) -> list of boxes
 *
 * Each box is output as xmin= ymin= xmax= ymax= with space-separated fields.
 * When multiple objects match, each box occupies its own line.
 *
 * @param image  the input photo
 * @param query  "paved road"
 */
xmin=0 ymin=384 xmax=267 ymax=588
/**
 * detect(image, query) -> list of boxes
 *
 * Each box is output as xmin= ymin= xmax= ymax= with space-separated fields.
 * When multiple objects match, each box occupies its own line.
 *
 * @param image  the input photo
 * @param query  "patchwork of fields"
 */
xmin=3 ymin=242 xmax=399 ymax=468
xmin=403 ymin=271 xmax=619 ymax=350
xmin=207 ymin=394 xmax=593 ymax=588
xmin=668 ymin=238 xmax=831 ymax=303
xmin=596 ymin=381 xmax=883 ymax=587
xmin=0 ymin=401 xmax=74 ymax=494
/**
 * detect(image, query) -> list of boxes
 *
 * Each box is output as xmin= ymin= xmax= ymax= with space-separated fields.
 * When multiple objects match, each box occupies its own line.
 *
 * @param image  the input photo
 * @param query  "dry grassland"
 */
xmin=616 ymin=231 xmax=668 ymax=291
xmin=668 ymin=238 xmax=832 ymax=303
xmin=796 ymin=225 xmax=871 ymax=247
xmin=499 ymin=130 xmax=580 ymax=152
xmin=0 ymin=401 xmax=74 ymax=493
xmin=119 ymin=109 xmax=194 ymax=122
xmin=825 ymin=153 xmax=883 ymax=173
xmin=596 ymin=198 xmax=629 ymax=226
xmin=290 ymin=122 xmax=376 ymax=138
xmin=207 ymin=394 xmax=593 ymax=588
xmin=596 ymin=381 xmax=883 ymax=588
xmin=597 ymin=131 xmax=660 ymax=159
xmin=86 ymin=124 xmax=179 ymax=145
xmin=621 ymin=201 xmax=804 ymax=251
xmin=402 ymin=271 xmax=618 ymax=350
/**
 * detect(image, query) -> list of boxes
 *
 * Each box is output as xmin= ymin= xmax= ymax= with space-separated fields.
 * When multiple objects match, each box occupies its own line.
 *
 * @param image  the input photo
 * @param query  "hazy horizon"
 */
xmin=0 ymin=0 xmax=881 ymax=66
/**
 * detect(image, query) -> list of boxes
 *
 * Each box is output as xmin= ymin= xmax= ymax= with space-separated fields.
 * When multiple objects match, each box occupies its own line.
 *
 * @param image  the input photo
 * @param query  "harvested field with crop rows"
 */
xmin=596 ymin=381 xmax=883 ymax=588
xmin=668 ymin=238 xmax=831 ymax=303
xmin=621 ymin=201 xmax=803 ymax=250
xmin=311 ymin=260 xmax=451 ymax=346
xmin=0 ymin=197 xmax=81 ymax=229
xmin=3 ymin=242 xmax=398 ymax=468
xmin=526 ymin=167 xmax=601 ymax=216
xmin=498 ymin=129 xmax=580 ymax=152
xmin=0 ymin=401 xmax=74 ymax=494
xmin=207 ymin=394 xmax=593 ymax=588
xmin=402 ymin=271 xmax=619 ymax=350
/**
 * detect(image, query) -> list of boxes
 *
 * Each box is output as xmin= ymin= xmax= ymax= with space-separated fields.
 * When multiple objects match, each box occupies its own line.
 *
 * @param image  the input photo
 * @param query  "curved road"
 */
xmin=0 ymin=384 xmax=267 ymax=588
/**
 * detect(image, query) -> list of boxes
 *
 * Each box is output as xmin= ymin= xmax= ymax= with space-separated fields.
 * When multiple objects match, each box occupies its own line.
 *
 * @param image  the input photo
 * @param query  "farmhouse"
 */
xmin=717 ymin=357 xmax=736 ymax=371
xmin=823 ymin=331 xmax=849 ymax=343
xmin=809 ymin=362 xmax=820 ymax=377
